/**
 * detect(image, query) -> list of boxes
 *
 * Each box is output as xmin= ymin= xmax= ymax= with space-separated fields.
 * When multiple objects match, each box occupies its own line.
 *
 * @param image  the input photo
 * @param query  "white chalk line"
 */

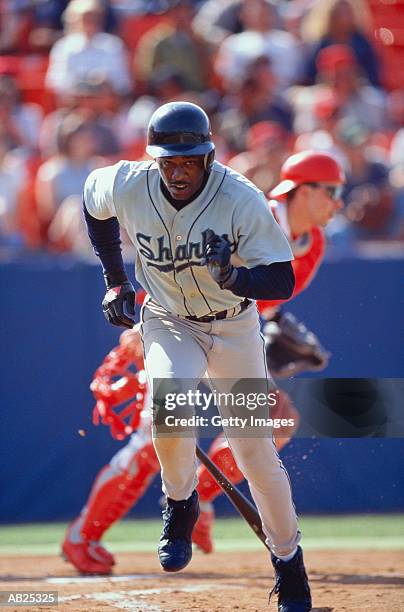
xmin=60 ymin=591 xmax=160 ymax=611
xmin=47 ymin=573 xmax=161 ymax=584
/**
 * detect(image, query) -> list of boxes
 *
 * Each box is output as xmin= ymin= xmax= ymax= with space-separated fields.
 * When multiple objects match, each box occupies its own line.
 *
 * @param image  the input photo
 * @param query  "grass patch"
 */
xmin=0 ymin=515 xmax=403 ymax=555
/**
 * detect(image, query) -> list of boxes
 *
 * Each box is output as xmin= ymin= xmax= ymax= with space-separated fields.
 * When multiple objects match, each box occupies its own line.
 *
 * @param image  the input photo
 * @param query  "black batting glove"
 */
xmin=102 ymin=281 xmax=136 ymax=329
xmin=204 ymin=229 xmax=238 ymax=289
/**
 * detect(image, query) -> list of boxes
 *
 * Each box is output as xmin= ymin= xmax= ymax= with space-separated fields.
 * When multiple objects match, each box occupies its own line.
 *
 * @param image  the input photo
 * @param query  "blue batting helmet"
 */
xmin=146 ymin=101 xmax=215 ymax=169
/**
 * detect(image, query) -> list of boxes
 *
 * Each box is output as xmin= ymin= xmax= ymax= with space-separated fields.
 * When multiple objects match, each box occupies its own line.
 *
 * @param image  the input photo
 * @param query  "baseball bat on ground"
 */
xmin=195 ymin=444 xmax=270 ymax=551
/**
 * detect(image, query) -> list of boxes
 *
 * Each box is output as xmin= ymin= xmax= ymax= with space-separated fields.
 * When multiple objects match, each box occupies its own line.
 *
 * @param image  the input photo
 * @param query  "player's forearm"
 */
xmin=229 ymin=261 xmax=295 ymax=300
xmin=84 ymin=202 xmax=128 ymax=287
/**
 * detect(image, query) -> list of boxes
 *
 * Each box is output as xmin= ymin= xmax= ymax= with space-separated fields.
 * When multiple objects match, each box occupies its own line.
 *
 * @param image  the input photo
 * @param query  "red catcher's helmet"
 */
xmin=270 ymin=150 xmax=345 ymax=200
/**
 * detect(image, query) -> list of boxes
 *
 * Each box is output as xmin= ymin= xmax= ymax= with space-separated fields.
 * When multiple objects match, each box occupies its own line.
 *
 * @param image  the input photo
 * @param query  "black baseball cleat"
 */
xmin=158 ymin=490 xmax=200 ymax=572
xmin=269 ymin=546 xmax=312 ymax=612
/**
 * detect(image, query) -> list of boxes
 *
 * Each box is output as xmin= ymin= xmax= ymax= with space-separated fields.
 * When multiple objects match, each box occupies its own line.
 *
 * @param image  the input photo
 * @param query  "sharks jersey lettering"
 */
xmin=136 ymin=231 xmax=235 ymax=273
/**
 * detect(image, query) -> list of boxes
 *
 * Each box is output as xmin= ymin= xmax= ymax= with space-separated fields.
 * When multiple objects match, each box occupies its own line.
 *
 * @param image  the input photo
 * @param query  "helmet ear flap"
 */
xmin=204 ymin=150 xmax=215 ymax=172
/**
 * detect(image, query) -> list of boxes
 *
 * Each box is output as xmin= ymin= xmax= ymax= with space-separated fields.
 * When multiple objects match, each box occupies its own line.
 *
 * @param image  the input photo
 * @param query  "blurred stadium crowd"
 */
xmin=1 ymin=0 xmax=404 ymax=258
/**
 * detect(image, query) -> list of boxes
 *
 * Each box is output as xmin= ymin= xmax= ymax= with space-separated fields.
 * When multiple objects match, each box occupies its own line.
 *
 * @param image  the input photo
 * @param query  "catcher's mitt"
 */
xmin=263 ymin=312 xmax=330 ymax=378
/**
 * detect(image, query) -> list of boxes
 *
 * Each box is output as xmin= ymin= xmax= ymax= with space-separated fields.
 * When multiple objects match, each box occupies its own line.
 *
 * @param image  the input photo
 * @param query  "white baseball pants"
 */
xmin=140 ymin=299 xmax=301 ymax=557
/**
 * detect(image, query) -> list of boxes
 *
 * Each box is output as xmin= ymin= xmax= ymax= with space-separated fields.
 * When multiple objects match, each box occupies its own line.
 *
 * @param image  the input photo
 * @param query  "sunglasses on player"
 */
xmin=305 ymin=183 xmax=344 ymax=201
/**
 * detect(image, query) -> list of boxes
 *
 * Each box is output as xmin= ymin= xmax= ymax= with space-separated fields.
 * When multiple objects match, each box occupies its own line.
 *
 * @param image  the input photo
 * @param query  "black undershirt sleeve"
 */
xmin=83 ymin=202 xmax=128 ymax=287
xmin=229 ymin=261 xmax=295 ymax=301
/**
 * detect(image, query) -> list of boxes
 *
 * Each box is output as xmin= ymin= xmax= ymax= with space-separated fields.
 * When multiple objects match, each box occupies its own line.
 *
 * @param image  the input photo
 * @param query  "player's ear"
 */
xmin=204 ymin=150 xmax=215 ymax=172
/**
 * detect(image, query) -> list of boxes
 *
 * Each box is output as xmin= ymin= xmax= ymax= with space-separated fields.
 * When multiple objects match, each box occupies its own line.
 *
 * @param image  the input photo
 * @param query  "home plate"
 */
xmin=58 ymin=583 xmax=242 ymax=611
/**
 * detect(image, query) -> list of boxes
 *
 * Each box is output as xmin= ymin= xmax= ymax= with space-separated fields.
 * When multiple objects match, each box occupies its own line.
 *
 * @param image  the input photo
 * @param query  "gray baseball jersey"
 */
xmin=84 ymin=159 xmax=293 ymax=317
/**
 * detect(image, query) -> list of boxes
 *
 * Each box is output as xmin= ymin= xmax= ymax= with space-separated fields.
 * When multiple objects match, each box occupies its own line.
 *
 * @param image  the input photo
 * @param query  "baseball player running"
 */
xmin=81 ymin=101 xmax=312 ymax=611
xmin=63 ymin=149 xmax=343 ymax=606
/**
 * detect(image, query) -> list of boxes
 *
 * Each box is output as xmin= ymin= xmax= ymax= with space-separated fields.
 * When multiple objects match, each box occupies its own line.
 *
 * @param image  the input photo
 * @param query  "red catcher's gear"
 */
xmin=91 ymin=372 xmax=146 ymax=440
xmin=62 ymin=534 xmax=114 ymax=575
xmin=270 ymin=150 xmax=345 ymax=200
xmin=197 ymin=434 xmax=244 ymax=503
xmin=94 ymin=342 xmax=144 ymax=378
xmin=258 ymin=225 xmax=325 ymax=313
xmin=79 ymin=442 xmax=160 ymax=543
xmin=192 ymin=506 xmax=215 ymax=554
xmin=90 ymin=337 xmax=147 ymax=440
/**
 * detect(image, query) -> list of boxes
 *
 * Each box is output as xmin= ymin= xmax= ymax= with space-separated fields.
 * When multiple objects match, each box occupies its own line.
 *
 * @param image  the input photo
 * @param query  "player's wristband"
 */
xmin=104 ymin=270 xmax=129 ymax=289
xmin=219 ymin=266 xmax=238 ymax=290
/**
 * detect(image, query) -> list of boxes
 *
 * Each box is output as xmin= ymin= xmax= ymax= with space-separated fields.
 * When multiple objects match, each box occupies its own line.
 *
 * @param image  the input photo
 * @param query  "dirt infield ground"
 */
xmin=1 ymin=549 xmax=403 ymax=612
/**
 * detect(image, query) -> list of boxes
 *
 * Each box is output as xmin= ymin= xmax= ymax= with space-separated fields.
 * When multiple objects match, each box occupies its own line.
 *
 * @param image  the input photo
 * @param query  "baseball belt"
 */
xmin=185 ymin=298 xmax=251 ymax=323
